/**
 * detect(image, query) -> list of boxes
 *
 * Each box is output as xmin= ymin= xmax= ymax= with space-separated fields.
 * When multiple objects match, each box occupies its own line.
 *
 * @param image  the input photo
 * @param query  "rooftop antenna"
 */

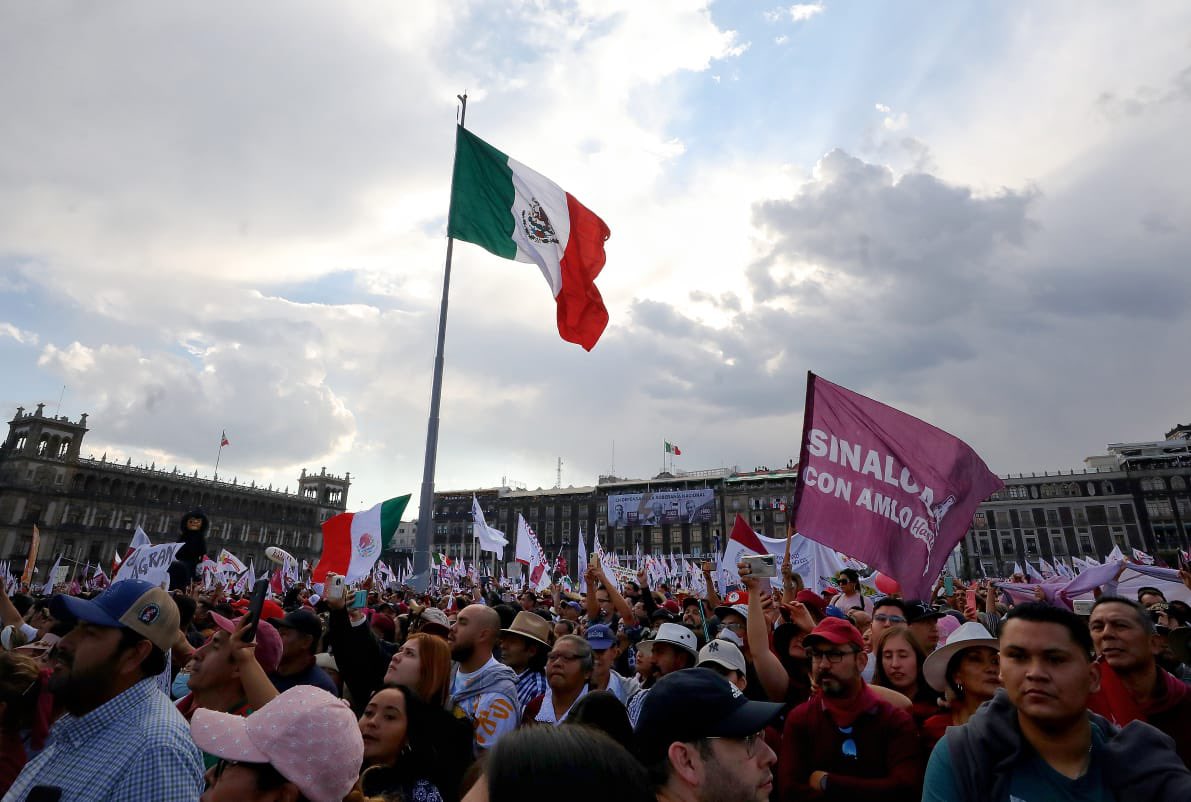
xmin=555 ymin=457 xmax=563 ymax=489
xmin=54 ymin=385 xmax=66 ymax=417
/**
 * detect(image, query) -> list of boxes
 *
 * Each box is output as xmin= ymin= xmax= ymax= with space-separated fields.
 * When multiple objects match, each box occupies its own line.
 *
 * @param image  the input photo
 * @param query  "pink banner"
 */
xmin=793 ymin=374 xmax=1004 ymax=599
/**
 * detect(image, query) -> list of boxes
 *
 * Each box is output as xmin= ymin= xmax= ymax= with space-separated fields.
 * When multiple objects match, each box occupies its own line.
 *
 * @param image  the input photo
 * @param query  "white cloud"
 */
xmin=0 ymin=322 xmax=38 ymax=345
xmin=788 ymin=3 xmax=826 ymax=22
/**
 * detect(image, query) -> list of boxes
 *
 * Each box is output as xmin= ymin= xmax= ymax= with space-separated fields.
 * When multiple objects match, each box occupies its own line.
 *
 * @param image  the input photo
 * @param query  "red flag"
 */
xmin=729 ymin=513 xmax=768 ymax=556
xmin=792 ymin=373 xmax=1003 ymax=600
xmin=269 ymin=568 xmax=284 ymax=596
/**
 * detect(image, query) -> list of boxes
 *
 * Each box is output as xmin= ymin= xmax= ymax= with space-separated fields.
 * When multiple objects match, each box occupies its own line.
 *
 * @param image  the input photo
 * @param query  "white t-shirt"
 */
xmin=451 ymin=658 xmax=519 ymax=750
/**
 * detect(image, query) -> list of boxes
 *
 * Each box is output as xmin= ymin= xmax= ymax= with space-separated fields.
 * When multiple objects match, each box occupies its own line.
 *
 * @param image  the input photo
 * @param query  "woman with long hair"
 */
xmin=872 ymin=625 xmax=939 ymax=727
xmin=920 ymin=622 xmax=1000 ymax=749
xmin=384 ymin=633 xmax=453 ymax=708
xmin=357 ymin=685 xmax=474 ymax=802
xmin=0 ymin=651 xmax=48 ymax=796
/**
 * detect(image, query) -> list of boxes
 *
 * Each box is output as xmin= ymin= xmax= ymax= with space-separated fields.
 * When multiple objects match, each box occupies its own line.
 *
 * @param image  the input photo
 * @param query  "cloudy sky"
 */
xmin=2 ymin=2 xmax=1188 ymax=513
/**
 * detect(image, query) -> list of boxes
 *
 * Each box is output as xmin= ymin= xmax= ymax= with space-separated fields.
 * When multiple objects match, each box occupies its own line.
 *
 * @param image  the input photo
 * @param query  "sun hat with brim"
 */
xmin=500 ymin=610 xmax=551 ymax=649
xmin=191 ymin=685 xmax=363 ymax=802
xmin=653 ymin=623 xmax=699 ymax=659
xmin=922 ymin=621 xmax=999 ymax=693
xmin=634 ymin=668 xmax=783 ymax=764
xmin=50 ymin=579 xmax=180 ymax=652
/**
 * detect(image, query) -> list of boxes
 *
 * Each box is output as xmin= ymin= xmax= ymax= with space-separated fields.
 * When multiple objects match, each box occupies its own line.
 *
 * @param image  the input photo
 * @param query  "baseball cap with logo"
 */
xmin=50 ymin=579 xmax=180 ymax=652
xmin=697 ymin=638 xmax=747 ymax=674
xmin=904 ymin=600 xmax=946 ymax=623
xmin=585 ymin=624 xmax=616 ymax=650
xmin=635 ymin=668 xmax=783 ymax=764
xmin=416 ymin=606 xmax=451 ymax=635
xmin=191 ymin=685 xmax=363 ymax=802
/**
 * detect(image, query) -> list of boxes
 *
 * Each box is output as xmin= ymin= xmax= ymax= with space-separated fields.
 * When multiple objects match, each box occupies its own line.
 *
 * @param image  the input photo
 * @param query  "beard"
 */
xmin=49 ymin=646 xmax=123 ymax=713
xmin=451 ymin=640 xmax=475 ymax=662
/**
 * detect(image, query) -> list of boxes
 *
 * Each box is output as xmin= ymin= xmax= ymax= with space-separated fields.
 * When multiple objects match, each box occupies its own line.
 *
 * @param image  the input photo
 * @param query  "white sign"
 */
xmin=113 ymin=542 xmax=184 ymax=588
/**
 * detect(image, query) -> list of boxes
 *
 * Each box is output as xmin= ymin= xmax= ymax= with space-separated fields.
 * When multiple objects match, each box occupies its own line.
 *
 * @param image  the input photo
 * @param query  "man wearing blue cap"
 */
xmin=4 ymin=579 xmax=204 ymax=801
xmin=635 ymin=668 xmax=782 ymax=802
xmin=586 ymin=623 xmax=635 ymax=705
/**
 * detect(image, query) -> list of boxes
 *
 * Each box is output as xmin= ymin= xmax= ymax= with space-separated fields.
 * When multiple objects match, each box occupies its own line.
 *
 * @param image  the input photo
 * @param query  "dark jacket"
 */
xmin=945 ymin=689 xmax=1191 ymax=802
xmin=176 ymin=507 xmax=210 ymax=575
xmin=325 ymin=607 xmax=397 ymax=716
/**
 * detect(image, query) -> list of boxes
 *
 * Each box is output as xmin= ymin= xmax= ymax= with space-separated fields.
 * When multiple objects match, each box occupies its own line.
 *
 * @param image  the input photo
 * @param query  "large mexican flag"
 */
xmin=313 ymin=495 xmax=410 ymax=583
xmin=448 ymin=125 xmax=611 ymax=351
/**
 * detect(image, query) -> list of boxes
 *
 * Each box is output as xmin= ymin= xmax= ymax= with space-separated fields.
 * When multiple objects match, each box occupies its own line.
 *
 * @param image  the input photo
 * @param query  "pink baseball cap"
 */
xmin=210 ymin=612 xmax=284 ymax=674
xmin=191 ymin=685 xmax=363 ymax=802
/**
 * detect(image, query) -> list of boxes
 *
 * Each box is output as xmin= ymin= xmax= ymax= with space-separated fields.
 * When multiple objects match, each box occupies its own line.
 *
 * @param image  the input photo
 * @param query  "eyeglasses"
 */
xmin=721 ymin=622 xmax=745 ymax=632
xmin=809 ymin=649 xmax=857 ymax=664
xmin=836 ymin=578 xmax=851 ymax=585
xmin=873 ymin=614 xmax=906 ymax=625
xmin=706 ymin=731 xmax=764 ymax=758
xmin=547 ymin=652 xmax=582 ymax=663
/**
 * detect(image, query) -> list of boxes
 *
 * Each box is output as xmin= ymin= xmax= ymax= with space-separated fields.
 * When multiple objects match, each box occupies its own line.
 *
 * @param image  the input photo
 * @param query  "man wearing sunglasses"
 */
xmin=635 ymin=668 xmax=782 ymax=802
xmin=779 ymin=618 xmax=923 ymax=800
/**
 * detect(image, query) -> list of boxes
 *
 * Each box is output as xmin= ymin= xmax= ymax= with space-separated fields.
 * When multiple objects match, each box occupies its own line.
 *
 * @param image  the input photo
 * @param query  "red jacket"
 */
xmin=779 ymin=690 xmax=923 ymax=801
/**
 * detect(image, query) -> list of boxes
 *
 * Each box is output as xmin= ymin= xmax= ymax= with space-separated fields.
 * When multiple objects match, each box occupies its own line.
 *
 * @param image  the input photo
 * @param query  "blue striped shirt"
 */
xmin=3 ymin=677 xmax=204 ymax=802
xmin=515 ymin=669 xmax=549 ymax=712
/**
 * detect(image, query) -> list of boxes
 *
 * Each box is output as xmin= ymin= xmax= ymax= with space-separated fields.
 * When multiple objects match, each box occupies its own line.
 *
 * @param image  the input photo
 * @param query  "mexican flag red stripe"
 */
xmin=448 ymin=126 xmax=611 ymax=351
xmin=313 ymin=495 xmax=409 ymax=583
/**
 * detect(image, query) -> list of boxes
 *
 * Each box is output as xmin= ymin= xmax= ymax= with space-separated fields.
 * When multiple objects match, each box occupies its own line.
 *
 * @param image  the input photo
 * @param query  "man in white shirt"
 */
xmin=450 ymin=604 xmax=519 ymax=751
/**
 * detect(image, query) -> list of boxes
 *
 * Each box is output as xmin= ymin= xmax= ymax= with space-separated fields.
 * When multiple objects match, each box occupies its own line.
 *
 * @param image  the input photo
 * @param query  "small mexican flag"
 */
xmin=448 ymin=126 xmax=611 ymax=351
xmin=313 ymin=495 xmax=410 ymax=583
xmin=665 ymin=441 xmax=682 ymax=456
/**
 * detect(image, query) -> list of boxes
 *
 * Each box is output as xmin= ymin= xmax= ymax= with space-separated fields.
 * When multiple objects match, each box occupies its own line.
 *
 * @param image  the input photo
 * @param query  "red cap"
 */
xmin=795 ymin=590 xmax=827 ymax=616
xmin=802 ymin=618 xmax=864 ymax=650
xmin=231 ymin=598 xmax=286 ymax=621
xmin=822 ymin=586 xmax=841 ymax=598
xmin=663 ymin=599 xmax=681 ymax=614
xmin=722 ymin=589 xmax=749 ymax=606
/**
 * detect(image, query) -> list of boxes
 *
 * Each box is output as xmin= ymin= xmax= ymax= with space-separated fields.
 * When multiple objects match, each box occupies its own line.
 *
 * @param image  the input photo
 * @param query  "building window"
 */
xmin=974 ymin=511 xmax=987 ymax=528
xmin=1024 ymin=536 xmax=1038 ymax=554
xmin=1079 ymin=536 xmax=1092 ymax=552
xmin=1141 ymin=477 xmax=1166 ymax=492
xmin=1073 ymin=508 xmax=1088 ymax=526
xmin=752 ymin=512 xmax=764 ymax=525
xmin=651 ymin=530 xmax=663 ymax=547
xmin=1001 ymin=539 xmax=1015 ymax=553
xmin=1146 ymin=498 xmax=1174 ymax=520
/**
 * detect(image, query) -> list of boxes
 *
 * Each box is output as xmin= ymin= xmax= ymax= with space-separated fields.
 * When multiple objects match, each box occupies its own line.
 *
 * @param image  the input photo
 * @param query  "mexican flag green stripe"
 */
xmin=447 ymin=126 xmax=611 ymax=351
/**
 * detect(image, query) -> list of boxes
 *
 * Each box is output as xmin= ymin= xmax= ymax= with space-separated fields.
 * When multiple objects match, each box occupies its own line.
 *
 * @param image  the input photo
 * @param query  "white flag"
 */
xmin=1131 ymin=547 xmax=1155 ymax=565
xmin=577 ymin=528 xmax=588 ymax=593
xmin=1106 ymin=545 xmax=1125 ymax=563
xmin=472 ymin=496 xmax=509 ymax=557
xmin=514 ymin=515 xmax=550 ymax=591
xmin=129 ymin=526 xmax=152 ymax=551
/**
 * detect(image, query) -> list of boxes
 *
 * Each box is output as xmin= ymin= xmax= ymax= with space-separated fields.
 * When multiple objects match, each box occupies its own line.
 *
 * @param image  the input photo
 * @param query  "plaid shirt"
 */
xmin=3 ymin=678 xmax=204 ymax=802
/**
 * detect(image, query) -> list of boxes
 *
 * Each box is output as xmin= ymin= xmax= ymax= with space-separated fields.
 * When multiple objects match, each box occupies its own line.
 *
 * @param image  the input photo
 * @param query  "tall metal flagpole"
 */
xmin=411 ymin=93 xmax=467 ymax=593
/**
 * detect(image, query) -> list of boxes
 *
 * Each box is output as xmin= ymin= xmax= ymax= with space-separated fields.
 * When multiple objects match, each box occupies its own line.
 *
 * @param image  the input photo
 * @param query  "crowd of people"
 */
xmin=3 ymin=509 xmax=1191 ymax=801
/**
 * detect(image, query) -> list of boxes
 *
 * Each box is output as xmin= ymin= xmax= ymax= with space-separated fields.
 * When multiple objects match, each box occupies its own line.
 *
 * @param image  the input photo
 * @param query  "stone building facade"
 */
xmin=416 ymin=466 xmax=798 ymax=576
xmin=0 ymin=404 xmax=350 ymax=581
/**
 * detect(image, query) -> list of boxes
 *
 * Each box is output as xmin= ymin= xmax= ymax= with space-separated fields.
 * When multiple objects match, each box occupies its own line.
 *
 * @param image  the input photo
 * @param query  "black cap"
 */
xmin=268 ymin=608 xmax=323 ymax=641
xmin=904 ymin=600 xmax=945 ymax=623
xmin=650 ymin=608 xmax=678 ymax=623
xmin=634 ymin=668 xmax=783 ymax=764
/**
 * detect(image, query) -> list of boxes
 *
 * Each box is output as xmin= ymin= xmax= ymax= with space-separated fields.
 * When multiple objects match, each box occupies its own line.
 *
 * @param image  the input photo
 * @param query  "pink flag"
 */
xmin=792 ymin=374 xmax=1004 ymax=600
